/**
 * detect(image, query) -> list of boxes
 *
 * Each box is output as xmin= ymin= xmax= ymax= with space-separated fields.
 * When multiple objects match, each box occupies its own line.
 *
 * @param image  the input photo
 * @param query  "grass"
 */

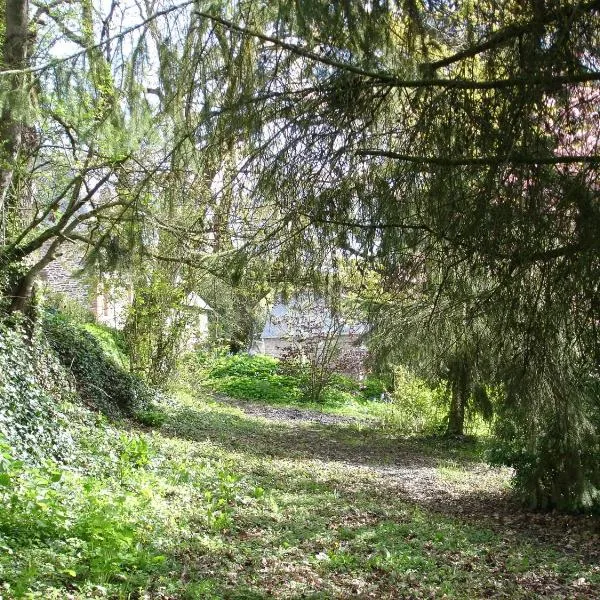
xmin=192 ymin=353 xmax=493 ymax=438
xmin=1 ymin=389 xmax=599 ymax=599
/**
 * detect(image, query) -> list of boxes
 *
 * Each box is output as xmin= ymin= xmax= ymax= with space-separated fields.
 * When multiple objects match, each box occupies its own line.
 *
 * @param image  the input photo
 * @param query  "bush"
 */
xmin=208 ymin=354 xmax=279 ymax=379
xmin=42 ymin=312 xmax=156 ymax=416
xmin=200 ymin=352 xmax=390 ymax=408
xmin=329 ymin=373 xmax=361 ymax=393
xmin=488 ymin=371 xmax=600 ymax=512
xmin=359 ymin=376 xmax=389 ymax=401
xmin=382 ymin=366 xmax=447 ymax=435
xmin=42 ymin=288 xmax=96 ymax=324
xmin=83 ymin=322 xmax=130 ymax=370
xmin=135 ymin=407 xmax=168 ymax=427
xmin=209 ymin=374 xmax=300 ymax=403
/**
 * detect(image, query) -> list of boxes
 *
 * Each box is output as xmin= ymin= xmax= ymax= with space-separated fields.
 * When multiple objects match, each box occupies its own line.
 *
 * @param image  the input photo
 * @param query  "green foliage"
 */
xmin=210 ymin=374 xmax=301 ymax=403
xmin=122 ymin=270 xmax=203 ymax=386
xmin=359 ymin=376 xmax=388 ymax=401
xmin=82 ymin=322 xmax=129 ymax=370
xmin=42 ymin=289 xmax=96 ymax=325
xmin=0 ymin=318 xmax=75 ymax=464
xmin=489 ymin=369 xmax=600 ymax=513
xmin=203 ymin=353 xmax=374 ymax=405
xmin=135 ymin=407 xmax=168 ymax=428
xmin=382 ymin=367 xmax=447 ymax=435
xmin=197 ymin=354 xmax=298 ymax=403
xmin=42 ymin=312 xmax=156 ymax=416
xmin=1 ymin=374 xmax=597 ymax=597
xmin=208 ymin=353 xmax=279 ymax=379
xmin=0 ymin=433 xmax=167 ymax=596
xmin=118 ymin=432 xmax=152 ymax=479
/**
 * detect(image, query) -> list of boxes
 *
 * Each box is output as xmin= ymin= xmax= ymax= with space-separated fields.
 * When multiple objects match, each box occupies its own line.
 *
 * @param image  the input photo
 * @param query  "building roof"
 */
xmin=259 ymin=298 xmax=366 ymax=340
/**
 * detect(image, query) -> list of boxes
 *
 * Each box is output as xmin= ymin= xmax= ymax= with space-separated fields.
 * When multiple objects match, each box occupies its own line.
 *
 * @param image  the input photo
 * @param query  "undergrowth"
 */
xmin=1 ymin=311 xmax=596 ymax=598
xmin=182 ymin=352 xmax=490 ymax=436
xmin=43 ymin=312 xmax=157 ymax=417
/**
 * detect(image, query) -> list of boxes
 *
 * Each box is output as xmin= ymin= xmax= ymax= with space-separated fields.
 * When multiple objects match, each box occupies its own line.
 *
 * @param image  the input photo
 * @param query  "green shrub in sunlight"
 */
xmin=204 ymin=471 xmax=243 ymax=532
xmin=118 ymin=433 xmax=152 ymax=478
xmin=136 ymin=407 xmax=168 ymax=427
xmin=42 ymin=289 xmax=95 ymax=325
xmin=43 ymin=312 xmax=157 ymax=417
xmin=359 ymin=376 xmax=389 ymax=401
xmin=329 ymin=373 xmax=361 ymax=393
xmin=321 ymin=386 xmax=355 ymax=405
xmin=383 ymin=366 xmax=447 ymax=435
xmin=198 ymin=352 xmax=394 ymax=411
xmin=208 ymin=354 xmax=279 ymax=379
xmin=82 ymin=322 xmax=130 ymax=370
xmin=210 ymin=374 xmax=301 ymax=403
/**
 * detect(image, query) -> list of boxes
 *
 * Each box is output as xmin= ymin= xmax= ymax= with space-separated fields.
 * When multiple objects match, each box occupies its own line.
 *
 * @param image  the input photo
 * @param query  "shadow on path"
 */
xmin=162 ymin=395 xmax=600 ymax=565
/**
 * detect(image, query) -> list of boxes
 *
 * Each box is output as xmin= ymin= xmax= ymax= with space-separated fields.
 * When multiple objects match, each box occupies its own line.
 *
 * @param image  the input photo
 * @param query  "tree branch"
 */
xmin=195 ymin=10 xmax=600 ymax=90
xmin=425 ymin=0 xmax=600 ymax=71
xmin=356 ymin=150 xmax=600 ymax=166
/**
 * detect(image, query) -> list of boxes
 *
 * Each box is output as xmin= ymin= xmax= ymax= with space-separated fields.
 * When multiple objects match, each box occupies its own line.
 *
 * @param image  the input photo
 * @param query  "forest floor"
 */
xmin=5 ymin=389 xmax=600 ymax=599
xmin=156 ymin=391 xmax=600 ymax=599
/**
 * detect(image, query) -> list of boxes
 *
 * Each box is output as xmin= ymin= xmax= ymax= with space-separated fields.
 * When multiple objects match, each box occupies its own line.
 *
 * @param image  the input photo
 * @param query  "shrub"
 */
xmin=209 ymin=374 xmax=300 ymax=403
xmin=208 ymin=354 xmax=279 ymax=379
xmin=42 ymin=288 xmax=96 ymax=324
xmin=135 ymin=407 xmax=168 ymax=427
xmin=42 ymin=312 xmax=156 ymax=416
xmin=0 ymin=433 xmax=166 ymax=594
xmin=329 ymin=373 xmax=361 ymax=393
xmin=83 ymin=322 xmax=130 ymax=370
xmin=488 ymin=371 xmax=600 ymax=512
xmin=382 ymin=366 xmax=447 ymax=435
xmin=360 ymin=376 xmax=389 ymax=401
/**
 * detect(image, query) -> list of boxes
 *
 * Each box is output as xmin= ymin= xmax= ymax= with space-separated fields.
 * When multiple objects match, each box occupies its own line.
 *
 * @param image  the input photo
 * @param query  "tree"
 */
xmin=274 ymin=294 xmax=348 ymax=403
xmin=1 ymin=0 xmax=598 ymax=510
xmin=185 ymin=0 xmax=599 ymax=509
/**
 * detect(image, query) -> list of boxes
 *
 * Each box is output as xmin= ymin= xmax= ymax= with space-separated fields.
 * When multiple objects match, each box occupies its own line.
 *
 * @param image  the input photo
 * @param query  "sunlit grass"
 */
xmin=1 ymin=389 xmax=598 ymax=599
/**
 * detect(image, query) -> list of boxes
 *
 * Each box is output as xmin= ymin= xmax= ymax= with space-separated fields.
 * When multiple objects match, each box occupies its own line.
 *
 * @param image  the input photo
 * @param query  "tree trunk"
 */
xmin=0 ymin=0 xmax=30 ymax=221
xmin=6 ymin=238 xmax=61 ymax=313
xmin=446 ymin=383 xmax=466 ymax=436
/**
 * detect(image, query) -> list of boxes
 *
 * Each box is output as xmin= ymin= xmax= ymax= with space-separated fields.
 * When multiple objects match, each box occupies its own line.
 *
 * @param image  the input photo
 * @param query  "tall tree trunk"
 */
xmin=0 ymin=0 xmax=30 ymax=225
xmin=1 ymin=0 xmax=32 ymax=314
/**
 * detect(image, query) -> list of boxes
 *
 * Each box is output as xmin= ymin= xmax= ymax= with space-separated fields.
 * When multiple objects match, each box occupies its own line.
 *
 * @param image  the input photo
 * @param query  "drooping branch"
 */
xmin=356 ymin=150 xmax=600 ymax=166
xmin=194 ymin=10 xmax=600 ymax=90
xmin=425 ymin=0 xmax=600 ymax=72
xmin=0 ymin=0 xmax=195 ymax=76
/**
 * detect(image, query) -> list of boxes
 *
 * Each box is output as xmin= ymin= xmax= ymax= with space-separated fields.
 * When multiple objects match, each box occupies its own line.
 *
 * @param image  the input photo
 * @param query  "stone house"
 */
xmin=40 ymin=245 xmax=211 ymax=339
xmin=251 ymin=296 xmax=367 ymax=378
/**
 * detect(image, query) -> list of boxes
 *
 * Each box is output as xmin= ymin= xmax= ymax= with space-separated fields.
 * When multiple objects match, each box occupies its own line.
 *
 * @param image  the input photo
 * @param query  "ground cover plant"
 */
xmin=1 ymin=309 xmax=598 ymax=598
xmin=42 ymin=312 xmax=157 ymax=417
xmin=2 ymin=385 xmax=599 ymax=599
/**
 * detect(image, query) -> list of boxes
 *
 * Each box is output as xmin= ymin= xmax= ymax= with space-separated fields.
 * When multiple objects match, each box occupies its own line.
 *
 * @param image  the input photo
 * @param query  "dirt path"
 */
xmin=214 ymin=394 xmax=364 ymax=425
xmin=210 ymin=394 xmax=600 ymax=562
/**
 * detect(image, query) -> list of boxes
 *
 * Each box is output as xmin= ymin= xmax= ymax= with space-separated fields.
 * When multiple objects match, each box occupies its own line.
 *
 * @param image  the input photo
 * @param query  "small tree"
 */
xmin=274 ymin=295 xmax=347 ymax=403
